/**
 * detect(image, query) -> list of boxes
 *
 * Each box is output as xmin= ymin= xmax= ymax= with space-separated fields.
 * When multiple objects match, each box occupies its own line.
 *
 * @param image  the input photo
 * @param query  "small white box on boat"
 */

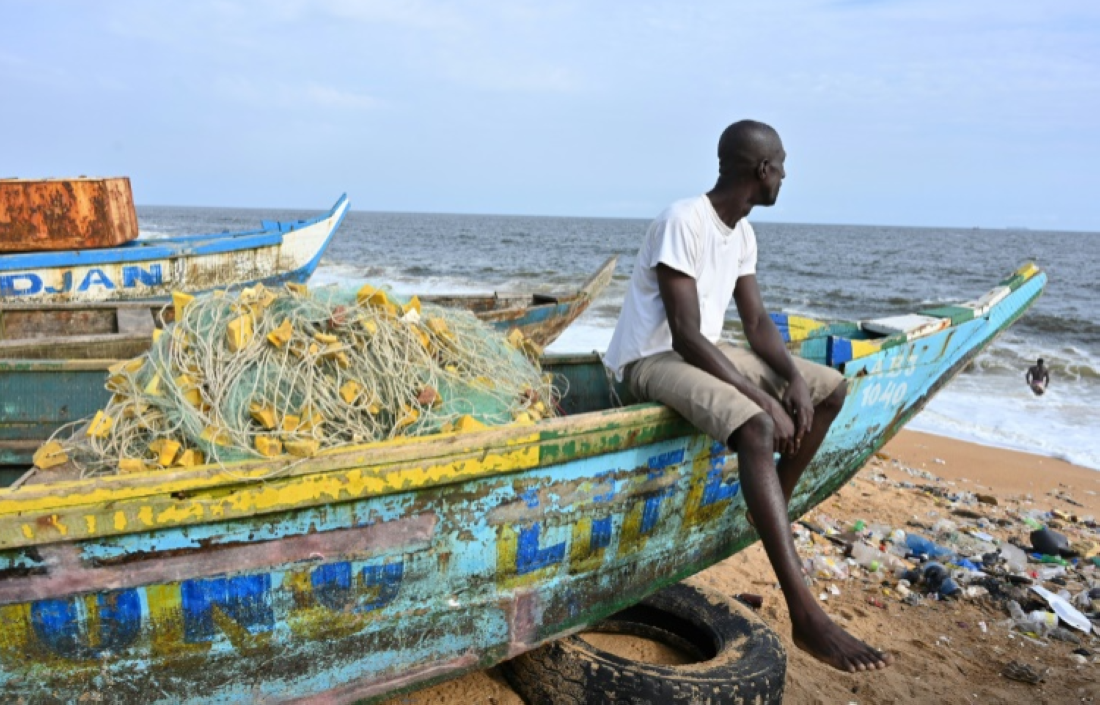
xmin=861 ymin=314 xmax=949 ymax=340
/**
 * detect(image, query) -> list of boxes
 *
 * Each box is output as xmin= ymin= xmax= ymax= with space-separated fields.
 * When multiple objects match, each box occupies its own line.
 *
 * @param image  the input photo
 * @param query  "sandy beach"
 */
xmin=383 ymin=430 xmax=1100 ymax=704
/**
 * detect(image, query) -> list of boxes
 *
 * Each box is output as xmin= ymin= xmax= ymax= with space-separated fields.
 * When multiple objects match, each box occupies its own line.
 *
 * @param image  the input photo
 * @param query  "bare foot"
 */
xmin=791 ymin=610 xmax=894 ymax=673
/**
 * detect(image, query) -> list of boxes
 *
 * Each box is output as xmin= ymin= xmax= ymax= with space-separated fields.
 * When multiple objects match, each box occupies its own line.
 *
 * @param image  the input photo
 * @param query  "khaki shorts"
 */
xmin=627 ymin=342 xmax=845 ymax=445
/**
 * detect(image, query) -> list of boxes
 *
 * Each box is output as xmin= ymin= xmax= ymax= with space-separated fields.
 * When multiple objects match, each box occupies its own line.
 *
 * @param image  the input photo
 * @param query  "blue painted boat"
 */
xmin=0 ymin=195 xmax=350 ymax=303
xmin=0 ymin=265 xmax=1044 ymax=703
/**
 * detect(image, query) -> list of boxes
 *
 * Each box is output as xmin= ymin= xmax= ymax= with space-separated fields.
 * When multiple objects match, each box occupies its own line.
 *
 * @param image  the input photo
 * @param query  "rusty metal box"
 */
xmin=0 ymin=177 xmax=139 ymax=253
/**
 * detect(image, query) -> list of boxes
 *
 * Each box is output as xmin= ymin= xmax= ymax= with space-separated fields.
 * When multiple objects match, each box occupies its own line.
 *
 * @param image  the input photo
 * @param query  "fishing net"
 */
xmin=38 ymin=282 xmax=557 ymax=477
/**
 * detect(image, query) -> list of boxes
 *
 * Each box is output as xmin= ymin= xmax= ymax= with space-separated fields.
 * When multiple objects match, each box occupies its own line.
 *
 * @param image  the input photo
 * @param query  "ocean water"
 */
xmin=138 ymin=204 xmax=1100 ymax=470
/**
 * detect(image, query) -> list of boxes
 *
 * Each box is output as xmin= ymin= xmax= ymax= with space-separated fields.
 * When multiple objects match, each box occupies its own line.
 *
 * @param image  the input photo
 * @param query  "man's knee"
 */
xmin=728 ymin=412 xmax=773 ymax=452
xmin=819 ymin=379 xmax=847 ymax=414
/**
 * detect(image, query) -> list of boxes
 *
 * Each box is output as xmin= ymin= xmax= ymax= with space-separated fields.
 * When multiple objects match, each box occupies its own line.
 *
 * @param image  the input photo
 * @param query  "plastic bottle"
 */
xmin=1036 ymin=565 xmax=1067 ymax=581
xmin=905 ymin=533 xmax=953 ymax=559
xmin=807 ymin=555 xmax=849 ymax=580
xmin=999 ymin=543 xmax=1028 ymax=573
xmin=1028 ymin=610 xmax=1058 ymax=628
xmin=851 ymin=542 xmax=883 ymax=571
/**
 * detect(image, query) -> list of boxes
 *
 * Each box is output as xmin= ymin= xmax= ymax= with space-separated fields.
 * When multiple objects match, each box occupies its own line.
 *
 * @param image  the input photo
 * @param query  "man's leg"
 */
xmin=732 ymin=412 xmax=893 ymax=672
xmin=776 ymin=380 xmax=847 ymax=504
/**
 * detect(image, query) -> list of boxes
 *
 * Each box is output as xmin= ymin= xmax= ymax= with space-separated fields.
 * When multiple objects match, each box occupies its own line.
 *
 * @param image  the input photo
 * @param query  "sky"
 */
xmin=2 ymin=1 xmax=1098 ymax=230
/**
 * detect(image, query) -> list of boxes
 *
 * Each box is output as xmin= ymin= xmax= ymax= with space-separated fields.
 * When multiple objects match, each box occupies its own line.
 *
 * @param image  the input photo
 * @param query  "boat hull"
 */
xmin=0 ymin=195 xmax=349 ymax=303
xmin=0 ymin=270 xmax=1045 ymax=702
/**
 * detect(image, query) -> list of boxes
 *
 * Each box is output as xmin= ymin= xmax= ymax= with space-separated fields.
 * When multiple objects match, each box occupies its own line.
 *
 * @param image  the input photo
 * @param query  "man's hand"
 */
xmin=762 ymin=397 xmax=798 ymax=456
xmin=782 ymin=376 xmax=814 ymax=453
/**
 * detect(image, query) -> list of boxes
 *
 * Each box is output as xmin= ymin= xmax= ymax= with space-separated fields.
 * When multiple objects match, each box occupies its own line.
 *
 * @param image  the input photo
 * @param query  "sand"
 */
xmin=382 ymin=430 xmax=1100 ymax=704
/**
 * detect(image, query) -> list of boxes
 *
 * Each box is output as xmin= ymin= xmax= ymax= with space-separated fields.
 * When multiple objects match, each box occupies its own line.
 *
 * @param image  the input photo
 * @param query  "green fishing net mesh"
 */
xmin=47 ymin=282 xmax=558 ymax=477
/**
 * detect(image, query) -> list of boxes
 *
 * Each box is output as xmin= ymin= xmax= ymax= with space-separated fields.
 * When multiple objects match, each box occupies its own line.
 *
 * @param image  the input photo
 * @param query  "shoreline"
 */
xmin=385 ymin=428 xmax=1100 ymax=704
xmin=882 ymin=429 xmax=1100 ymax=516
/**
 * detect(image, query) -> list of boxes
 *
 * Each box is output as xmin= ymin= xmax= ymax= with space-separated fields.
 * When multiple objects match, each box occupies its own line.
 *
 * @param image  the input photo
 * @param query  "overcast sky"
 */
xmin=3 ymin=1 xmax=1098 ymax=230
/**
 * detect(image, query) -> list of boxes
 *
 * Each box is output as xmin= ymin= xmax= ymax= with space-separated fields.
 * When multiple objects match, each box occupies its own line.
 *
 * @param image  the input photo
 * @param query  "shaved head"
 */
xmin=717 ymin=120 xmax=783 ymax=179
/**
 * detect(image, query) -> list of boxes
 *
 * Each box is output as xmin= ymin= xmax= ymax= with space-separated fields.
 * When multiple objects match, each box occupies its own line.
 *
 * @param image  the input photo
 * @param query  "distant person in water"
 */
xmin=1026 ymin=358 xmax=1050 ymax=396
xmin=604 ymin=120 xmax=893 ymax=673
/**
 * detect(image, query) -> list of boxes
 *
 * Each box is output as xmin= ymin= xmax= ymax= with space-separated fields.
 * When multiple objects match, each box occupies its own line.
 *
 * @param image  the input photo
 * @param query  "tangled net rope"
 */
xmin=37 ymin=282 xmax=557 ymax=477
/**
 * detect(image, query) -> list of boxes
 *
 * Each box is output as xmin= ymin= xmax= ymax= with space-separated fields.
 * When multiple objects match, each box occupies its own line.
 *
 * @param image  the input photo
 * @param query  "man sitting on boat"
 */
xmin=1026 ymin=358 xmax=1050 ymax=396
xmin=604 ymin=119 xmax=894 ymax=673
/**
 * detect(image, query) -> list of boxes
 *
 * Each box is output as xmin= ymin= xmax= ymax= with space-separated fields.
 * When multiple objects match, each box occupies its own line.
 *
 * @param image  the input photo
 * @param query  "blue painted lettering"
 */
xmin=517 ymin=523 xmax=566 ymax=575
xmin=0 ymin=273 xmax=43 ymax=297
xmin=77 ymin=268 xmax=115 ymax=292
xmin=182 ymin=574 xmax=273 ymax=643
xmin=647 ymin=448 xmax=685 ymax=470
xmin=589 ymin=516 xmax=613 ymax=550
xmin=311 ymin=560 xmax=403 ymax=613
xmin=31 ymin=589 xmax=142 ymax=659
xmin=44 ymin=271 xmax=73 ymax=294
xmin=122 ymin=263 xmax=163 ymax=288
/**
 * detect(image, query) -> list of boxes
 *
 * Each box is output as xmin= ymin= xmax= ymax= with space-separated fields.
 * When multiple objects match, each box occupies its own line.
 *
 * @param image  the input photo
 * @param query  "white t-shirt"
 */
xmin=604 ymin=195 xmax=758 ymax=379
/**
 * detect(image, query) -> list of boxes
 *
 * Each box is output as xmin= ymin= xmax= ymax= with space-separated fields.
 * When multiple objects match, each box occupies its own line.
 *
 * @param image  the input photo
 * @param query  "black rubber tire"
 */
xmin=502 ymin=581 xmax=787 ymax=705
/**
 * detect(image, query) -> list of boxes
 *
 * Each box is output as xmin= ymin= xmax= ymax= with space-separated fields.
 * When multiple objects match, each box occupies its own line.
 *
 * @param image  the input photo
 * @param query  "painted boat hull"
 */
xmin=0 ymin=257 xmax=617 ymax=467
xmin=0 ymin=268 xmax=1045 ymax=703
xmin=0 ymin=195 xmax=349 ymax=303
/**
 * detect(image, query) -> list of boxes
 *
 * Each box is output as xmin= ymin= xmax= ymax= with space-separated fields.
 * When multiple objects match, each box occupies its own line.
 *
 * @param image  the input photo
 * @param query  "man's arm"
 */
xmin=656 ymin=264 xmax=798 ymax=454
xmin=733 ymin=274 xmax=815 ymax=446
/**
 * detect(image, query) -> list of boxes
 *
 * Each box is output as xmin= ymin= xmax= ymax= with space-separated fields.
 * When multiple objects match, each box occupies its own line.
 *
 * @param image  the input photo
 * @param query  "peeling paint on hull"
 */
xmin=0 ymin=270 xmax=1045 ymax=703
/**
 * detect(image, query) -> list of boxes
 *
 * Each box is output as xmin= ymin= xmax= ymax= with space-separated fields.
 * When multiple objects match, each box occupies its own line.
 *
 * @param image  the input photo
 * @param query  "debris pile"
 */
xmin=36 ymin=283 xmax=557 ymax=476
xmin=793 ymin=452 xmax=1100 ymax=675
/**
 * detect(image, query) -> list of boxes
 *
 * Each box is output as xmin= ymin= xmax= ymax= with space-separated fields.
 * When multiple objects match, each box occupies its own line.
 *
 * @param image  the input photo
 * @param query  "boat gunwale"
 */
xmin=0 ymin=396 xmax=692 ymax=550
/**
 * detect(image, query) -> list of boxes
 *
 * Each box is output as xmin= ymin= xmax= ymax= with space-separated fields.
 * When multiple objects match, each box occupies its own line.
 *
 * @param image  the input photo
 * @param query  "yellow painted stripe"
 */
xmin=850 ymin=339 xmax=884 ymax=360
xmin=785 ymin=315 xmax=827 ymax=343
xmin=0 ymin=408 xmax=686 ymax=550
xmin=0 ymin=430 xmax=543 ymax=516
xmin=0 ymin=435 xmax=542 ymax=548
xmin=1015 ymin=262 xmax=1039 ymax=281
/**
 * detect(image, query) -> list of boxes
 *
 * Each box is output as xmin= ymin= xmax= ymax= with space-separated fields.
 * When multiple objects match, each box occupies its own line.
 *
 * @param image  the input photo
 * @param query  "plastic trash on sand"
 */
xmin=1030 ymin=584 xmax=1093 ymax=633
xmin=905 ymin=533 xmax=954 ymax=559
xmin=999 ymin=543 xmax=1028 ymax=573
xmin=806 ymin=555 xmax=849 ymax=580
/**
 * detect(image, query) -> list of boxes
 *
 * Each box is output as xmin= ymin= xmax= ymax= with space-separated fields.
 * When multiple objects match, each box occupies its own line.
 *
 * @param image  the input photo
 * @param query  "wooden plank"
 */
xmin=0 ymin=334 xmax=151 ymax=360
xmin=115 ymin=307 xmax=155 ymax=336
xmin=0 ymin=309 xmax=118 ymax=339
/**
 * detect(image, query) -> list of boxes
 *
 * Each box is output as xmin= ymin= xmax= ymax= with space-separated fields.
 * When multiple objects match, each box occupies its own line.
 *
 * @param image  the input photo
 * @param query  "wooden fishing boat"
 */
xmin=0 ymin=256 xmax=617 ymax=469
xmin=0 ymin=264 xmax=1044 ymax=703
xmin=0 ymin=255 xmax=617 ymax=360
xmin=419 ymin=254 xmax=617 ymax=349
xmin=0 ymin=194 xmax=349 ymax=303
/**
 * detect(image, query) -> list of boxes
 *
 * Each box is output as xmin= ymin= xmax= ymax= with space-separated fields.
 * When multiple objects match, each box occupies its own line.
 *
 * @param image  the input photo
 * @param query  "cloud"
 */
xmin=211 ymin=75 xmax=385 ymax=111
xmin=305 ymin=84 xmax=386 ymax=110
